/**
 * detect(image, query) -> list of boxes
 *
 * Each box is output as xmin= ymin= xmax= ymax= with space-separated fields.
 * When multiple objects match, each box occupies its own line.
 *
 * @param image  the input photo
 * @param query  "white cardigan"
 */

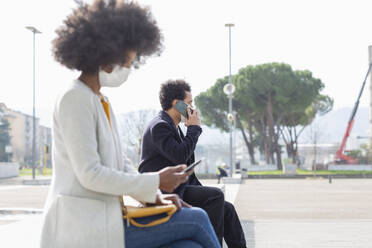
xmin=40 ymin=80 xmax=159 ymax=248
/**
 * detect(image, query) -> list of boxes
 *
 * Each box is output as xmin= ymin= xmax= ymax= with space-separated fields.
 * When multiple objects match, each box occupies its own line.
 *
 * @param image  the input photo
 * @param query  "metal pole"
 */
xmin=32 ymin=31 xmax=36 ymax=180
xmin=225 ymin=23 xmax=234 ymax=177
xmin=225 ymin=23 xmax=235 ymax=177
xmin=26 ymin=26 xmax=41 ymax=180
xmin=368 ymin=46 xmax=372 ymax=152
xmin=233 ymin=111 xmax=236 ymax=173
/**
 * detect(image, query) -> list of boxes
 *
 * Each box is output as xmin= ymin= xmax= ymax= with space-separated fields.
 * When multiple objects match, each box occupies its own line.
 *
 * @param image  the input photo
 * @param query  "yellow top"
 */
xmin=100 ymin=96 xmax=111 ymax=127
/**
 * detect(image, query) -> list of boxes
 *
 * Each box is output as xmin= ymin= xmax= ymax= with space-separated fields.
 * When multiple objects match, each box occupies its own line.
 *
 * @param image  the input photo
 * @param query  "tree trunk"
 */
xmin=288 ymin=126 xmax=305 ymax=166
xmin=236 ymin=114 xmax=256 ymax=165
xmin=282 ymin=126 xmax=297 ymax=164
xmin=275 ymin=145 xmax=282 ymax=170
xmin=266 ymin=93 xmax=275 ymax=165
xmin=247 ymin=113 xmax=257 ymax=165
xmin=290 ymin=142 xmax=296 ymax=164
xmin=260 ymin=117 xmax=270 ymax=164
xmin=274 ymin=125 xmax=283 ymax=170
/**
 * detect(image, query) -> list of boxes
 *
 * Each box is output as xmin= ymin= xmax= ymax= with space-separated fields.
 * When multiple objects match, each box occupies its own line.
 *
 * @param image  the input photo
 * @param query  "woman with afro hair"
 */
xmin=40 ymin=1 xmax=220 ymax=248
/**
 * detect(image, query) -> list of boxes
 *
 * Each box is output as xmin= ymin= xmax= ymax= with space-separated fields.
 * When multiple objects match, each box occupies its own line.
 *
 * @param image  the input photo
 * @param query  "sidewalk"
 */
xmin=2 ymin=179 xmax=372 ymax=247
xmin=241 ymin=219 xmax=372 ymax=248
xmin=0 ymin=180 xmax=238 ymax=248
xmin=234 ymin=179 xmax=372 ymax=247
xmin=0 ymin=176 xmax=51 ymax=186
xmin=0 ymin=215 xmax=42 ymax=247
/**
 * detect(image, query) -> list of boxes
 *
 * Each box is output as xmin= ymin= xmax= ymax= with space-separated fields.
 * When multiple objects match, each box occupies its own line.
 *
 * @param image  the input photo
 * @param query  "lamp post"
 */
xmin=224 ymin=23 xmax=234 ymax=177
xmin=369 ymin=46 xmax=372 ymax=151
xmin=26 ymin=26 xmax=41 ymax=180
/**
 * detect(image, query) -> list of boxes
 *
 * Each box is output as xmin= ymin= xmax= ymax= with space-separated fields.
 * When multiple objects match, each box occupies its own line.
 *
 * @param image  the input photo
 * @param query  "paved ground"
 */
xmin=1 ymin=178 xmax=372 ymax=247
xmin=241 ymin=219 xmax=372 ymax=248
xmin=0 ymin=185 xmax=49 ymax=209
xmin=235 ymin=178 xmax=372 ymax=220
xmin=235 ymin=179 xmax=372 ymax=248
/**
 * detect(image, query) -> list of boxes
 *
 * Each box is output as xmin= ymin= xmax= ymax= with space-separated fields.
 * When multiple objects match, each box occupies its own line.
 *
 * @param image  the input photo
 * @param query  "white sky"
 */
xmin=1 ymin=0 xmax=372 ymax=127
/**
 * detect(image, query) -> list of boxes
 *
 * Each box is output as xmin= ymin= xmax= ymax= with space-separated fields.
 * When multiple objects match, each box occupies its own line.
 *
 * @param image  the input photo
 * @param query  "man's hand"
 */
xmin=185 ymin=108 xmax=200 ymax=127
xmin=159 ymin=165 xmax=189 ymax=192
xmin=155 ymin=193 xmax=192 ymax=210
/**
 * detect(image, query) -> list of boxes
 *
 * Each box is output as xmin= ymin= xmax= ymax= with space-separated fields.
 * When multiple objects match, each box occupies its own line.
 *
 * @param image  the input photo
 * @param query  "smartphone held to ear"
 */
xmin=182 ymin=159 xmax=203 ymax=173
xmin=175 ymin=101 xmax=193 ymax=119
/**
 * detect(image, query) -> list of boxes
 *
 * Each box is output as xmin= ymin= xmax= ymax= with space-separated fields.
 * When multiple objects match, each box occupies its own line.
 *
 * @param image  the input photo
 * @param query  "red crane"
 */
xmin=335 ymin=63 xmax=372 ymax=164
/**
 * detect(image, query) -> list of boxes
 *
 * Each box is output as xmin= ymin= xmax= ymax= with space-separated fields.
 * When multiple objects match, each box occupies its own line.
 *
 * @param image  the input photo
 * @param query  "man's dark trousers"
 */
xmin=183 ymin=185 xmax=246 ymax=247
xmin=139 ymin=111 xmax=246 ymax=247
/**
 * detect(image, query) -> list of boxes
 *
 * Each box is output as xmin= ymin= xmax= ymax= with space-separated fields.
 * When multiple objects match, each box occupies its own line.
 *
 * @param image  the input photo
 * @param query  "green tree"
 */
xmin=196 ymin=62 xmax=332 ymax=169
xmin=234 ymin=63 xmax=323 ymax=168
xmin=280 ymin=86 xmax=334 ymax=164
xmin=195 ymin=76 xmax=258 ymax=165
xmin=0 ymin=112 xmax=11 ymax=161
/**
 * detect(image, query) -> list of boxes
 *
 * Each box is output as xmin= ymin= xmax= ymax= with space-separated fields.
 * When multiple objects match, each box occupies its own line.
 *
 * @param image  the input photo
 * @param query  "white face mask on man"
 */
xmin=98 ymin=65 xmax=131 ymax=87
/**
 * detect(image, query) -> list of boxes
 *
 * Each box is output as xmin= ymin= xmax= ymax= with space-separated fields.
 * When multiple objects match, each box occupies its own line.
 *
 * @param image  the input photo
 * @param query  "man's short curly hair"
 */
xmin=52 ymin=0 xmax=163 ymax=73
xmin=159 ymin=79 xmax=191 ymax=111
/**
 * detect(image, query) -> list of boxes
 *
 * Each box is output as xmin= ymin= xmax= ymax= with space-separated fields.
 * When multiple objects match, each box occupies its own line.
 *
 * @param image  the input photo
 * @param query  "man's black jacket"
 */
xmin=138 ymin=111 xmax=202 ymax=198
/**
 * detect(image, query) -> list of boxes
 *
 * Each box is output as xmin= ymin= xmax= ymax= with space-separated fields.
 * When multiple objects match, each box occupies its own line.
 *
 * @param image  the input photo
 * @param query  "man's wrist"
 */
xmin=187 ymin=125 xmax=202 ymax=130
xmin=187 ymin=125 xmax=202 ymax=136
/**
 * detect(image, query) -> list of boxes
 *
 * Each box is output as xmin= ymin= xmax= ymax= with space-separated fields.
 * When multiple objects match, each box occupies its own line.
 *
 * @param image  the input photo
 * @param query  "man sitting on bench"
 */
xmin=139 ymin=79 xmax=246 ymax=248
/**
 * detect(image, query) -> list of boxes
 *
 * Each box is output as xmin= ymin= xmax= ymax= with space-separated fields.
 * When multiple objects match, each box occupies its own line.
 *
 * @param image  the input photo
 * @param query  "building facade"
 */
xmin=0 ymin=103 xmax=51 ymax=167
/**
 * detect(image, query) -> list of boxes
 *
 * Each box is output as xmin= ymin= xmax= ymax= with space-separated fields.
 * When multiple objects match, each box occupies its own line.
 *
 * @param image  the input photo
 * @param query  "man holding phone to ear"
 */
xmin=139 ymin=79 xmax=246 ymax=248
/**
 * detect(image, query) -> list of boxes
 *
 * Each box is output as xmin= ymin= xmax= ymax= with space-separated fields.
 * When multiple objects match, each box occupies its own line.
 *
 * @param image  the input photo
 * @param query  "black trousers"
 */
xmin=183 ymin=185 xmax=246 ymax=248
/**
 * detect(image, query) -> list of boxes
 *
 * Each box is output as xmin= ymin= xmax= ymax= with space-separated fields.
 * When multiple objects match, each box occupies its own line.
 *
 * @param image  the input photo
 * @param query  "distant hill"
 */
xmin=179 ymin=124 xmax=229 ymax=145
xmin=112 ymin=107 xmax=370 ymax=147
xmin=299 ymin=107 xmax=370 ymax=144
xmin=196 ymin=107 xmax=370 ymax=145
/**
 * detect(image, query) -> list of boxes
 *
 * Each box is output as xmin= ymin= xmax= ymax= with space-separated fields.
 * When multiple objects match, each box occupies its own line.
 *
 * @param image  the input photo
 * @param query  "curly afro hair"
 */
xmin=52 ymin=0 xmax=163 ymax=73
xmin=159 ymin=79 xmax=191 ymax=111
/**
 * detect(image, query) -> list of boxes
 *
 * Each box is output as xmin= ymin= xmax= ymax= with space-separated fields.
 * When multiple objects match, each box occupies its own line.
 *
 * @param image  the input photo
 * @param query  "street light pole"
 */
xmin=225 ymin=23 xmax=234 ymax=177
xmin=369 ymin=46 xmax=372 ymax=151
xmin=26 ymin=26 xmax=41 ymax=180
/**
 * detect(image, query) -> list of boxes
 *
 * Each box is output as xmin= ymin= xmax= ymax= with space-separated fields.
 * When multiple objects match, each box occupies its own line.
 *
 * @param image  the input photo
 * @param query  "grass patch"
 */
xmin=297 ymin=169 xmax=372 ymax=175
xmin=246 ymin=169 xmax=372 ymax=175
xmin=19 ymin=168 xmax=53 ymax=176
xmin=247 ymin=170 xmax=283 ymax=175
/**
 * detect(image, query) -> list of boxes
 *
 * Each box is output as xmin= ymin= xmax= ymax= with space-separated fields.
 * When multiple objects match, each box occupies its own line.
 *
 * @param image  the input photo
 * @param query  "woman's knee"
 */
xmin=164 ymin=240 xmax=203 ymax=248
xmin=187 ymin=207 xmax=209 ymax=220
xmin=177 ymin=207 xmax=211 ymax=226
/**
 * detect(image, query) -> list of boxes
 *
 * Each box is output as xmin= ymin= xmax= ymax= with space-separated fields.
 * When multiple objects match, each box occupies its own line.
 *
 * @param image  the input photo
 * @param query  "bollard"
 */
xmin=328 ymin=175 xmax=332 ymax=184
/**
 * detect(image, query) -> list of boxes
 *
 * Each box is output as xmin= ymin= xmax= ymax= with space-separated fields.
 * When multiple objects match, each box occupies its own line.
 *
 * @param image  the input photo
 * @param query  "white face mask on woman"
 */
xmin=99 ymin=65 xmax=131 ymax=87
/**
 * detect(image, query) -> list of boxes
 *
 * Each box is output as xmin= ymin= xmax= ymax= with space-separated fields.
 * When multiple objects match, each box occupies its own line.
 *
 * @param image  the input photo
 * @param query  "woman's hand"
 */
xmin=155 ymin=193 xmax=192 ymax=210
